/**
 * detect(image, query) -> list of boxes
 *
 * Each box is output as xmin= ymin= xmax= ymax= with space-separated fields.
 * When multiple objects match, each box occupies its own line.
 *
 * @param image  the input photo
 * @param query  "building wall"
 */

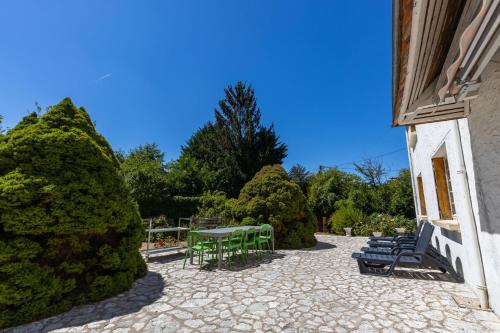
xmin=409 ymin=119 xmax=482 ymax=292
xmin=467 ymin=56 xmax=500 ymax=315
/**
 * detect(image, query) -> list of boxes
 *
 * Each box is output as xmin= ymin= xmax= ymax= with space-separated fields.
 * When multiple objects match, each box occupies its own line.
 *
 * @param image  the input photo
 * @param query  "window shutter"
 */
xmin=416 ymin=176 xmax=427 ymax=216
xmin=432 ymin=157 xmax=453 ymax=220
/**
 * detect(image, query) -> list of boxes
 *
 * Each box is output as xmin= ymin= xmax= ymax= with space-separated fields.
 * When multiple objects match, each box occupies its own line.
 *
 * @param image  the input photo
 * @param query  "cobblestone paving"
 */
xmin=8 ymin=235 xmax=500 ymax=333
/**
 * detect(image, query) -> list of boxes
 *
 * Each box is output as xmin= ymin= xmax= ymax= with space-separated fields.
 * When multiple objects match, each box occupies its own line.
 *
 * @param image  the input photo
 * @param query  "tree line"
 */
xmin=118 ymin=81 xmax=415 ymax=235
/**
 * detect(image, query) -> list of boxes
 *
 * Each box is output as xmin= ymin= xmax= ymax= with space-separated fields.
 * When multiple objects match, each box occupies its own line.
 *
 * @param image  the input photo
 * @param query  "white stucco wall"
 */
xmin=409 ymin=119 xmax=482 ymax=292
xmin=407 ymin=52 xmax=500 ymax=316
xmin=466 ymin=54 xmax=500 ymax=315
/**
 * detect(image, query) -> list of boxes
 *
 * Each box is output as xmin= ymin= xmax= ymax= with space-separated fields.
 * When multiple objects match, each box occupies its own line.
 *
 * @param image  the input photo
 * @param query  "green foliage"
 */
xmin=0 ymin=98 xmax=146 ymax=328
xmin=121 ymin=143 xmax=169 ymax=217
xmin=196 ymin=191 xmax=238 ymax=223
xmin=288 ymin=164 xmax=310 ymax=193
xmin=386 ymin=169 xmax=415 ymax=218
xmin=165 ymin=154 xmax=214 ymax=197
xmin=308 ymin=168 xmax=360 ymax=218
xmin=329 ymin=206 xmax=366 ymax=235
xmin=167 ymin=195 xmax=202 ymax=220
xmin=354 ymin=213 xmax=415 ymax=237
xmin=347 ymin=183 xmax=391 ymax=216
xmin=181 ymin=82 xmax=287 ymax=197
xmin=235 ymin=165 xmax=316 ymax=249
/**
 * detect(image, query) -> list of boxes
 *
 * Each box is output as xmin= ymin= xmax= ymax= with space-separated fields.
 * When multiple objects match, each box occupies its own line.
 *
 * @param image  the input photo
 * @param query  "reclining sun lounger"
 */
xmin=352 ymin=223 xmax=461 ymax=280
xmin=365 ymin=221 xmax=428 ymax=248
xmin=366 ymin=234 xmax=419 ymax=248
xmin=360 ymin=243 xmax=415 ymax=255
xmin=368 ymin=220 xmax=423 ymax=242
xmin=365 ymin=221 xmax=428 ymax=249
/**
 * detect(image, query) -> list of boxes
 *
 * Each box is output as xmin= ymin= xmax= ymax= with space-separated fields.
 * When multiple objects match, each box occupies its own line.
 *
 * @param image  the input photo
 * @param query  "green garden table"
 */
xmin=194 ymin=225 xmax=274 ymax=269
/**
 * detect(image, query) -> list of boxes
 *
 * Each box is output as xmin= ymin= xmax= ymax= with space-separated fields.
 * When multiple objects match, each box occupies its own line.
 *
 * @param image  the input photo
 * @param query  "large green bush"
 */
xmin=329 ymin=205 xmax=366 ymax=235
xmin=308 ymin=168 xmax=360 ymax=219
xmin=235 ymin=165 xmax=316 ymax=249
xmin=0 ymin=98 xmax=146 ymax=328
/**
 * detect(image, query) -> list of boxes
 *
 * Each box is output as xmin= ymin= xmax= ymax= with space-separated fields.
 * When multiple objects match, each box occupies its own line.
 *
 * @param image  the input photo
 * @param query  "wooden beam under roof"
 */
xmin=399 ymin=100 xmax=469 ymax=126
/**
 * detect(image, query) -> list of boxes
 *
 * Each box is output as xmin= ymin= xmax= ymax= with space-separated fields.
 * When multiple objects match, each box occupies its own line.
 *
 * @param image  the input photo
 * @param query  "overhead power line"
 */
xmin=320 ymin=147 xmax=407 ymax=170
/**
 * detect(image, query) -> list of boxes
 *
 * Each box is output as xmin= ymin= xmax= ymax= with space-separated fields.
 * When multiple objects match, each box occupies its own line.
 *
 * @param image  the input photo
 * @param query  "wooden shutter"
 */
xmin=416 ymin=176 xmax=427 ymax=216
xmin=432 ymin=157 xmax=453 ymax=219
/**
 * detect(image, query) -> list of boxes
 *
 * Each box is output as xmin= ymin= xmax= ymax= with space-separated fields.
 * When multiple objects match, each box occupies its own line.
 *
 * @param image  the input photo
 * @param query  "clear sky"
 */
xmin=0 ymin=1 xmax=408 ymax=175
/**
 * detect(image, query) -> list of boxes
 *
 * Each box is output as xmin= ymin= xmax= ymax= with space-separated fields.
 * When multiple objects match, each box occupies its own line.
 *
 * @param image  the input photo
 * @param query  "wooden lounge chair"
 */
xmin=352 ymin=223 xmax=462 ymax=280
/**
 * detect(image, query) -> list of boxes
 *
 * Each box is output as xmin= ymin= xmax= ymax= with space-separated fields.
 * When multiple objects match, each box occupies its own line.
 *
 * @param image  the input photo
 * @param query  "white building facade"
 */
xmin=393 ymin=0 xmax=500 ymax=315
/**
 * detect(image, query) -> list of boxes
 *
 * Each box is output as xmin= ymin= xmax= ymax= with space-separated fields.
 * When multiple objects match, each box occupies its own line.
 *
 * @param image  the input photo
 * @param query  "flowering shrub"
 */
xmin=354 ymin=213 xmax=415 ymax=236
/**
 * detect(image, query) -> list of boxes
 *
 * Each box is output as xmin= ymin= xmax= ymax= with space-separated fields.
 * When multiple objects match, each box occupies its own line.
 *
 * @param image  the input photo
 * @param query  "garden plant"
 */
xmin=0 ymin=98 xmax=146 ymax=328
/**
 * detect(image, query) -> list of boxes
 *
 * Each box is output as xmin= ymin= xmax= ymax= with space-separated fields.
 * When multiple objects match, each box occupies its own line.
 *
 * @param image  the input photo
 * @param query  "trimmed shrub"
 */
xmin=329 ymin=206 xmax=366 ymax=235
xmin=0 ymin=98 xmax=146 ymax=328
xmin=235 ymin=165 xmax=317 ymax=249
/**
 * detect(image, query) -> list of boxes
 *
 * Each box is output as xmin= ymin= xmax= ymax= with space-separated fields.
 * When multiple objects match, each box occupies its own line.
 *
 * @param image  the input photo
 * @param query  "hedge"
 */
xmin=0 ymin=98 xmax=146 ymax=328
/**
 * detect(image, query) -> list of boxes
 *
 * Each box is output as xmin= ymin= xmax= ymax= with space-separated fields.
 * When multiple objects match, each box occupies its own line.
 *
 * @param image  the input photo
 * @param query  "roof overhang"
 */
xmin=392 ymin=0 xmax=500 ymax=127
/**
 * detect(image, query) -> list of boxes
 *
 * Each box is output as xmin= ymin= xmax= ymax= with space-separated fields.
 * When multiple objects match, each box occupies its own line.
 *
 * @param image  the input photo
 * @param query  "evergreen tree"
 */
xmin=288 ymin=164 xmax=310 ymax=193
xmin=0 ymin=98 xmax=146 ymax=328
xmin=182 ymin=82 xmax=287 ymax=196
xmin=236 ymin=165 xmax=316 ymax=249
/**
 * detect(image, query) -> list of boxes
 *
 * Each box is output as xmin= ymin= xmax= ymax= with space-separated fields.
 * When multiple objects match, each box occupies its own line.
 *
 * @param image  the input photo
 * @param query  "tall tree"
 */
xmin=182 ymin=81 xmax=287 ymax=196
xmin=353 ymin=159 xmax=387 ymax=186
xmin=288 ymin=164 xmax=310 ymax=193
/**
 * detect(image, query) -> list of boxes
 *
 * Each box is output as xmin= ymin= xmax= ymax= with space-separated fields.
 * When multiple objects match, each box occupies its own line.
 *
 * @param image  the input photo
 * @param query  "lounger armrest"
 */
xmin=395 ymin=239 xmax=417 ymax=245
xmin=396 ymin=235 xmax=416 ymax=241
xmin=388 ymin=251 xmax=425 ymax=271
xmin=390 ymin=244 xmax=416 ymax=255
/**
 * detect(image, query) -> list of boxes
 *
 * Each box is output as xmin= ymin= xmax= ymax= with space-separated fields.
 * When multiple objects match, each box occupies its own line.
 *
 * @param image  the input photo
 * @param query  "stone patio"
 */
xmin=8 ymin=235 xmax=500 ymax=333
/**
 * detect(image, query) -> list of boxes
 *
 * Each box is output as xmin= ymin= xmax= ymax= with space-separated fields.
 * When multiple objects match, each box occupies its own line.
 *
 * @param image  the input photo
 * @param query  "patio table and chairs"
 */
xmin=184 ymin=225 xmax=275 ymax=269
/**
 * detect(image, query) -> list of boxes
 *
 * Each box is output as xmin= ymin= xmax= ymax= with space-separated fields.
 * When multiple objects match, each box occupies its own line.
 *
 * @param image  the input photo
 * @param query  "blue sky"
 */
xmin=0 ymin=1 xmax=408 ymax=174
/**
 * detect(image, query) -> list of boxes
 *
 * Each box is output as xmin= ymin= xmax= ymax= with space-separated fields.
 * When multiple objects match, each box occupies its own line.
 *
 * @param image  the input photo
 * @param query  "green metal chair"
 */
xmin=257 ymin=224 xmax=272 ymax=254
xmin=183 ymin=231 xmax=214 ymax=269
xmin=242 ymin=228 xmax=258 ymax=262
xmin=223 ymin=229 xmax=243 ymax=267
xmin=191 ymin=226 xmax=217 ymax=260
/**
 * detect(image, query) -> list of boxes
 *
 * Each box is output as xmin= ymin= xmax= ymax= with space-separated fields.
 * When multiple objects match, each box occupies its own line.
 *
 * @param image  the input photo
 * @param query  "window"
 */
xmin=432 ymin=157 xmax=456 ymax=220
xmin=416 ymin=175 xmax=427 ymax=216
